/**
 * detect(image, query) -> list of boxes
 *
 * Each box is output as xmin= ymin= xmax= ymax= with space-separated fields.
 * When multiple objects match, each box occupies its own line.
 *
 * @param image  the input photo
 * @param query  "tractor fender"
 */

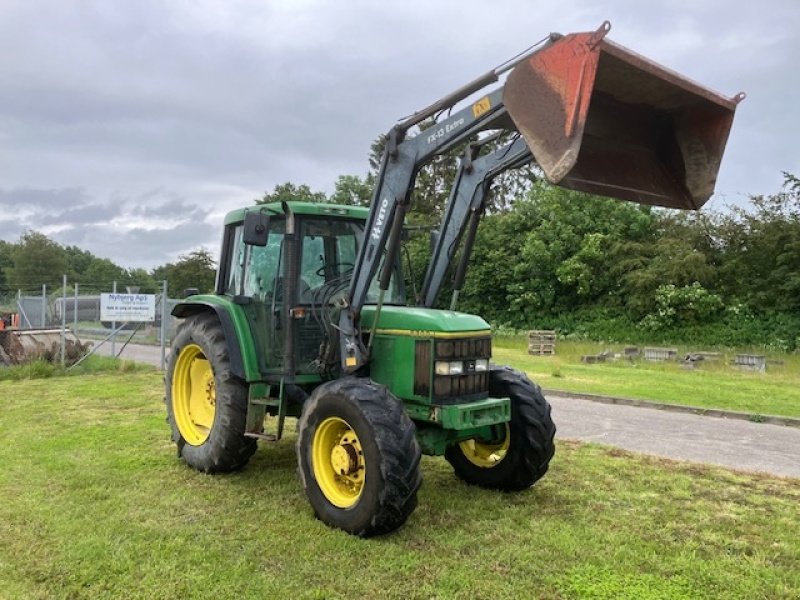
xmin=171 ymin=298 xmax=259 ymax=382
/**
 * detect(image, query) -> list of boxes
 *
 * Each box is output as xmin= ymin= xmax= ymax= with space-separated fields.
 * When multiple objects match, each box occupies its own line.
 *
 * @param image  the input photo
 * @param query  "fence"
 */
xmin=3 ymin=277 xmax=182 ymax=370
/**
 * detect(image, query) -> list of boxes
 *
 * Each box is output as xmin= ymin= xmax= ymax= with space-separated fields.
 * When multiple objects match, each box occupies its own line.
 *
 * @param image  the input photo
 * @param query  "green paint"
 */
xmin=173 ymin=295 xmax=262 ymax=382
xmin=437 ymin=397 xmax=510 ymax=430
xmin=362 ymin=305 xmax=490 ymax=334
xmin=415 ymin=423 xmax=500 ymax=456
xmin=224 ymin=202 xmax=369 ymax=225
xmin=369 ymin=334 xmax=422 ymax=401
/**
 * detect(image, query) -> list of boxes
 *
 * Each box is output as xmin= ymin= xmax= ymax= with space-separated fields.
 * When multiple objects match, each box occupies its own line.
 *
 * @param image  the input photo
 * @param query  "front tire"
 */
xmin=445 ymin=366 xmax=555 ymax=490
xmin=165 ymin=313 xmax=257 ymax=473
xmin=297 ymin=378 xmax=422 ymax=537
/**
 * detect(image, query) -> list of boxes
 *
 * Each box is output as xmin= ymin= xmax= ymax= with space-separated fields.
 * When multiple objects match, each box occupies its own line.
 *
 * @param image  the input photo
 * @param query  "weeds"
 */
xmin=0 ymin=355 xmax=151 ymax=382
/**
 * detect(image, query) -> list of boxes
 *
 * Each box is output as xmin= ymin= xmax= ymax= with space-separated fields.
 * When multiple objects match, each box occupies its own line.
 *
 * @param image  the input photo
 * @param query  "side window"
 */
xmin=224 ymin=225 xmax=244 ymax=295
xmin=336 ymin=234 xmax=357 ymax=268
xmin=245 ymin=219 xmax=285 ymax=299
xmin=301 ymin=235 xmax=325 ymax=289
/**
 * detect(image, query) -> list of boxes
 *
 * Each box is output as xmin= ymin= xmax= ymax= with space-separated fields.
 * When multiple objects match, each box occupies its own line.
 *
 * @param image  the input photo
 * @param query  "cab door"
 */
xmin=225 ymin=217 xmax=286 ymax=376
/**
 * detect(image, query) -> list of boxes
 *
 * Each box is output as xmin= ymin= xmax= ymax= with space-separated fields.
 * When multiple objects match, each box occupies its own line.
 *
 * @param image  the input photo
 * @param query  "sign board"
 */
xmin=100 ymin=293 xmax=156 ymax=322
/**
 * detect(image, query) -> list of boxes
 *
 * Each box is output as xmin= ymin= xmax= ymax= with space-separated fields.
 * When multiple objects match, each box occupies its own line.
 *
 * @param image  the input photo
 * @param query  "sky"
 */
xmin=1 ymin=0 xmax=798 ymax=269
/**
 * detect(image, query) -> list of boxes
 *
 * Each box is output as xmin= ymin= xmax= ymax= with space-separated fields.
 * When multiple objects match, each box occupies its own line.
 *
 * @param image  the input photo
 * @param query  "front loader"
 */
xmin=165 ymin=22 xmax=743 ymax=536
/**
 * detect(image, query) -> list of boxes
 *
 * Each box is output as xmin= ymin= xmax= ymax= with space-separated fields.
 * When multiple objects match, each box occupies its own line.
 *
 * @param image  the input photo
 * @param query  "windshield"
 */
xmin=300 ymin=217 xmax=405 ymax=305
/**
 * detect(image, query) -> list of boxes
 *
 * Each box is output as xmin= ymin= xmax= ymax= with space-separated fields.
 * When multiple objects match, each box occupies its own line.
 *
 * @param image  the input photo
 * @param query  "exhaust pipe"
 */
xmin=504 ymin=21 xmax=745 ymax=209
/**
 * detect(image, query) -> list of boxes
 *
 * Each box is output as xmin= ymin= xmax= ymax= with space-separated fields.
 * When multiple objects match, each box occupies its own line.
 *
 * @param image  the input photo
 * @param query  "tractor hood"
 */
xmin=360 ymin=305 xmax=490 ymax=337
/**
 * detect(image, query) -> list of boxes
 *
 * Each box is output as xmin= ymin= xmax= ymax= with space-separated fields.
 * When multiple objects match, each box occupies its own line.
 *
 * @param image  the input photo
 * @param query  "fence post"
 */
xmin=17 ymin=289 xmax=32 ymax=329
xmin=61 ymin=274 xmax=67 ymax=366
xmin=73 ymin=283 xmax=79 ymax=332
xmin=160 ymin=280 xmax=168 ymax=371
xmin=41 ymin=284 xmax=46 ymax=329
xmin=111 ymin=280 xmax=117 ymax=358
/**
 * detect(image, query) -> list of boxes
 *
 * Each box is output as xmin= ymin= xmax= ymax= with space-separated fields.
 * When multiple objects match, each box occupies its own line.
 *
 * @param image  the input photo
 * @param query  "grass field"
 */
xmin=494 ymin=337 xmax=800 ymax=419
xmin=1 ymin=371 xmax=798 ymax=599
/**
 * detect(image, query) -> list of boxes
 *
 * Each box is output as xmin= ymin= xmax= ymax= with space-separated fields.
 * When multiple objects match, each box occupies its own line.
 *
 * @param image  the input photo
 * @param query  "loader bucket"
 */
xmin=504 ymin=22 xmax=745 ymax=209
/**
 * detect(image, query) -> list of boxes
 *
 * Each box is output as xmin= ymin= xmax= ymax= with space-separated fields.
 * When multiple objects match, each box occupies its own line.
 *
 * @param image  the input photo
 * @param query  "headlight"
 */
xmin=475 ymin=359 xmax=489 ymax=372
xmin=435 ymin=361 xmax=464 ymax=375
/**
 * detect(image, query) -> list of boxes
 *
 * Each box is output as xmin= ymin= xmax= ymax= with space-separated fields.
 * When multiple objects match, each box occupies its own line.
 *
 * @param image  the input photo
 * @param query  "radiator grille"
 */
xmin=429 ymin=335 xmax=492 ymax=402
xmin=413 ymin=340 xmax=431 ymax=396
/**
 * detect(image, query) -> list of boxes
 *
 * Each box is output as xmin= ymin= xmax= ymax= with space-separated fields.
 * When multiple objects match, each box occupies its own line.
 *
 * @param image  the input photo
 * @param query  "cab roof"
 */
xmin=224 ymin=202 xmax=370 ymax=226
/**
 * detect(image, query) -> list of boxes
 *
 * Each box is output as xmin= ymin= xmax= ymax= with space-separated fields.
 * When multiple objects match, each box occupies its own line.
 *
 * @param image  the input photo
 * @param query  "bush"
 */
xmin=493 ymin=307 xmax=800 ymax=351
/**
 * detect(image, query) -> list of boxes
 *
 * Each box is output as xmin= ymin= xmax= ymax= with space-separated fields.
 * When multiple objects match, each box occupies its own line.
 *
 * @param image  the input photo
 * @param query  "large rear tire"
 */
xmin=166 ymin=313 xmax=257 ymax=473
xmin=445 ymin=366 xmax=555 ymax=490
xmin=296 ymin=378 xmax=422 ymax=537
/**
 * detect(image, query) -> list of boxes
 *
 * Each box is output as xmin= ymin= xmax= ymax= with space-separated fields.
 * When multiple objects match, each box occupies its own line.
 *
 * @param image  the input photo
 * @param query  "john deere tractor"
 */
xmin=165 ymin=23 xmax=743 ymax=536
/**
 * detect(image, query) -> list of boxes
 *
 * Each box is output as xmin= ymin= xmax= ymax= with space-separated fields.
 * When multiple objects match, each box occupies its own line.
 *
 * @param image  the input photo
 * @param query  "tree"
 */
xmin=330 ymin=174 xmax=374 ymax=207
xmin=7 ymin=231 xmax=68 ymax=292
xmin=715 ymin=172 xmax=800 ymax=312
xmin=63 ymin=245 xmax=96 ymax=280
xmin=367 ymin=122 xmax=535 ymax=225
xmin=0 ymin=240 xmax=13 ymax=293
xmin=123 ymin=268 xmax=159 ymax=293
xmin=610 ymin=211 xmax=718 ymax=319
xmin=152 ymin=249 xmax=216 ymax=296
xmin=640 ymin=282 xmax=725 ymax=330
xmin=453 ymin=180 xmax=663 ymax=325
xmin=256 ymin=182 xmax=327 ymax=205
xmin=81 ymin=258 xmax=127 ymax=293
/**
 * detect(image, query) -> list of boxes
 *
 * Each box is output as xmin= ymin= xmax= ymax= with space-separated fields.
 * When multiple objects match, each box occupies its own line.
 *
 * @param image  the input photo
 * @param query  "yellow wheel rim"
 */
xmin=312 ymin=417 xmax=365 ymax=508
xmin=171 ymin=343 xmax=216 ymax=446
xmin=459 ymin=424 xmax=510 ymax=468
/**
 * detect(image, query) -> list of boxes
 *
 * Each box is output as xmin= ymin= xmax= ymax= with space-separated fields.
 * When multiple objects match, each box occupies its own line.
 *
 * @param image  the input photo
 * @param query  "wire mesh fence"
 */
xmin=0 ymin=277 xmax=182 ymax=370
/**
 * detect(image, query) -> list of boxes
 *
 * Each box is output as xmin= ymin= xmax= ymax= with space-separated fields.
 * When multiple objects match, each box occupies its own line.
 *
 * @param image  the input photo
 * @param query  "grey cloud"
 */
xmin=0 ymin=220 xmax=26 ymax=242
xmin=129 ymin=197 xmax=210 ymax=222
xmin=37 ymin=204 xmax=121 ymax=227
xmin=0 ymin=186 xmax=218 ymax=267
xmin=55 ymin=222 xmax=218 ymax=265
xmin=0 ymin=0 xmax=798 ymax=269
xmin=0 ymin=187 xmax=93 ymax=211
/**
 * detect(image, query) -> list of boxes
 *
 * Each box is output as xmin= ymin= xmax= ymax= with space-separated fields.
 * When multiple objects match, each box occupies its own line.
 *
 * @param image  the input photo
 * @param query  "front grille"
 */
xmin=435 ymin=338 xmax=491 ymax=360
xmin=414 ymin=340 xmax=431 ymax=396
xmin=429 ymin=335 xmax=492 ymax=403
xmin=433 ymin=372 xmax=488 ymax=399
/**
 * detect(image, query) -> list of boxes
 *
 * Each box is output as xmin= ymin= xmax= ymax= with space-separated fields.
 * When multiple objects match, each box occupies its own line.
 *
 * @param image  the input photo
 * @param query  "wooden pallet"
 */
xmin=643 ymin=347 xmax=678 ymax=361
xmin=528 ymin=330 xmax=556 ymax=355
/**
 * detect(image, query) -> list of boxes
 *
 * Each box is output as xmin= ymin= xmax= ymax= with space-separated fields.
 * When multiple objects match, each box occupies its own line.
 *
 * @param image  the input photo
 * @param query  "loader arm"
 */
xmin=337 ymin=90 xmax=523 ymax=373
xmin=419 ymin=135 xmax=532 ymax=309
xmin=337 ymin=21 xmax=743 ymax=373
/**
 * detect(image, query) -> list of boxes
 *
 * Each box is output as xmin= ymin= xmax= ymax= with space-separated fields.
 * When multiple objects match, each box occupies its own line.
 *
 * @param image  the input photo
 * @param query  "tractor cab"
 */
xmin=216 ymin=202 xmax=405 ymax=379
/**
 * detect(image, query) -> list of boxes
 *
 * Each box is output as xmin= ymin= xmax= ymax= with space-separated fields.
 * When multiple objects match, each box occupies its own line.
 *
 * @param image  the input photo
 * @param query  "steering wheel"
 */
xmin=315 ymin=262 xmax=355 ymax=278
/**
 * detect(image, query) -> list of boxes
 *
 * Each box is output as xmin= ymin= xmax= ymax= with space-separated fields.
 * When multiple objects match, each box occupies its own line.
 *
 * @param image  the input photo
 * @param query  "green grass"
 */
xmin=494 ymin=337 xmax=800 ymax=419
xmin=1 ymin=372 xmax=799 ymax=599
xmin=0 ymin=355 xmax=151 ymax=382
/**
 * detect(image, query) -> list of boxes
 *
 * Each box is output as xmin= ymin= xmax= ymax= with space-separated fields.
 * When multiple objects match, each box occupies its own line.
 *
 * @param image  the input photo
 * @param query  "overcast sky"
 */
xmin=1 ymin=0 xmax=798 ymax=269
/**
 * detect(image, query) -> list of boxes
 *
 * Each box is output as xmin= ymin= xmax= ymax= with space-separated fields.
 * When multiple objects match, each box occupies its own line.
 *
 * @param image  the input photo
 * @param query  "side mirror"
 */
xmin=243 ymin=211 xmax=269 ymax=246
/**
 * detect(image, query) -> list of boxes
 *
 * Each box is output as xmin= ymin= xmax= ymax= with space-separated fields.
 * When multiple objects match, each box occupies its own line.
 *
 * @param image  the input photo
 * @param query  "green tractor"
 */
xmin=165 ymin=23 xmax=743 ymax=536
